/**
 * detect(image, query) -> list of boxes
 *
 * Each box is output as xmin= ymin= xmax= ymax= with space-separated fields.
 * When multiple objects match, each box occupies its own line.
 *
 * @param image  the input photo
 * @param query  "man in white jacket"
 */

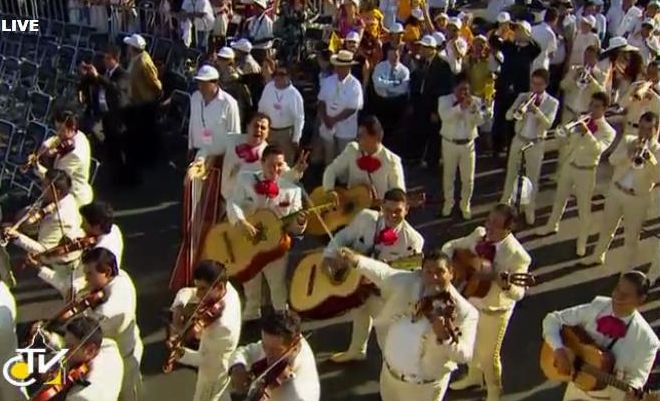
xmin=337 ymin=248 xmax=478 ymax=401
xmin=0 ymin=278 xmax=27 ymax=401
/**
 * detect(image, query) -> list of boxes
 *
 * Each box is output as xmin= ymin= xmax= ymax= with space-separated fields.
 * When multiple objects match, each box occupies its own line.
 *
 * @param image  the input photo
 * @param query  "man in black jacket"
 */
xmin=80 ymin=45 xmax=131 ymax=185
xmin=406 ymin=34 xmax=455 ymax=169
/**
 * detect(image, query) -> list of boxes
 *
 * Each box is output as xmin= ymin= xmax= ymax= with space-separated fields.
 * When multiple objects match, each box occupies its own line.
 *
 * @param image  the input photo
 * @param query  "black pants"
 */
xmin=402 ymin=99 xmax=440 ymax=166
xmin=374 ymin=95 xmax=407 ymax=151
xmin=492 ymin=88 xmax=515 ymax=154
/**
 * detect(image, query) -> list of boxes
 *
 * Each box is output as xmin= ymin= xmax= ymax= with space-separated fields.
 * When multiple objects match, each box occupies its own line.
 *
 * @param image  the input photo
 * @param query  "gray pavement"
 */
xmin=12 ymin=138 xmax=660 ymax=401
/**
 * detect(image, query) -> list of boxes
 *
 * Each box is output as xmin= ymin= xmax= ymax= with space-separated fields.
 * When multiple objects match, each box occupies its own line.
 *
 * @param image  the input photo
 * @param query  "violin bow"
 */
xmin=248 ymin=332 xmax=312 ymax=387
xmin=45 ymin=174 xmax=76 ymax=302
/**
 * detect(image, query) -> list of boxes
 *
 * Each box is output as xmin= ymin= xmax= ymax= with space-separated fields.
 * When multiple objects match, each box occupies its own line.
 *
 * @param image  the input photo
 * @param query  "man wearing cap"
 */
xmin=258 ymin=65 xmax=305 ymax=165
xmin=214 ymin=47 xmax=253 ymax=130
xmin=444 ymin=18 xmax=467 ymax=75
xmin=406 ymin=34 xmax=454 ymax=167
xmin=578 ymin=0 xmax=606 ymax=40
xmin=380 ymin=22 xmax=405 ymax=62
xmin=123 ymin=33 xmax=163 ymax=173
xmin=501 ymin=68 xmax=559 ymax=225
xmin=531 ymin=8 xmax=558 ymax=72
xmin=372 ymin=45 xmax=410 ymax=141
xmin=181 ymin=0 xmax=215 ymax=51
xmin=318 ymin=50 xmax=364 ymax=164
xmin=342 ymin=31 xmax=370 ymax=88
xmin=245 ymin=0 xmax=274 ymax=62
xmin=568 ymin=15 xmax=600 ymax=67
xmin=628 ymin=19 xmax=660 ymax=64
xmin=232 ymin=38 xmax=261 ymax=76
xmin=488 ymin=12 xmax=515 ymax=42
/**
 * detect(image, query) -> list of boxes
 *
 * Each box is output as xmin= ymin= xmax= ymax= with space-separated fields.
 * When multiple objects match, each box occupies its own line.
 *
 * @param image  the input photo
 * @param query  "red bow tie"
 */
xmin=356 ymin=154 xmax=381 ymax=173
xmin=596 ymin=315 xmax=628 ymax=339
xmin=534 ymin=94 xmax=543 ymax=107
xmin=586 ymin=118 xmax=598 ymax=134
xmin=475 ymin=239 xmax=496 ymax=262
xmin=235 ymin=143 xmax=260 ymax=163
xmin=254 ymin=179 xmax=279 ymax=198
xmin=375 ymin=227 xmax=398 ymax=246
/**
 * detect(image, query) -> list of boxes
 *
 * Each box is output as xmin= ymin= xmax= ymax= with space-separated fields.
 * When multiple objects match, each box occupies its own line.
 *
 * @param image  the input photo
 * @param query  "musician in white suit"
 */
xmin=229 ymin=311 xmax=320 ymax=401
xmin=80 ymin=201 xmax=124 ymax=268
xmin=0 ymin=279 xmax=27 ymax=401
xmin=437 ymin=74 xmax=487 ymax=220
xmin=226 ymin=146 xmax=307 ymax=321
xmin=537 ymin=92 xmax=616 ymax=257
xmin=443 ymin=204 xmax=532 ymax=401
xmin=617 ymin=64 xmax=660 ymax=138
xmin=323 ymin=188 xmax=424 ymax=363
xmin=582 ymin=112 xmax=660 ymax=268
xmin=336 ymin=248 xmax=478 ymax=401
xmin=173 ymin=261 xmax=242 ymax=401
xmin=323 ymin=115 xmax=406 ymax=201
xmin=543 ymin=271 xmax=659 ymax=401
xmin=34 ymin=111 xmax=93 ymax=207
xmin=501 ymin=69 xmax=560 ymax=225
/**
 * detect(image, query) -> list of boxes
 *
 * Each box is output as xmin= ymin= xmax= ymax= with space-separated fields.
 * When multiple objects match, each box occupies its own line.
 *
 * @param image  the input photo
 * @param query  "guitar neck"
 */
xmin=281 ymin=203 xmax=333 ymax=223
xmin=581 ymin=364 xmax=635 ymax=394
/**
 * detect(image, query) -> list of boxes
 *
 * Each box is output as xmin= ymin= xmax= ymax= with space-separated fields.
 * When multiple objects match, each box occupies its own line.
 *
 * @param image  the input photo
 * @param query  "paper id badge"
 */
xmin=201 ymin=128 xmax=213 ymax=145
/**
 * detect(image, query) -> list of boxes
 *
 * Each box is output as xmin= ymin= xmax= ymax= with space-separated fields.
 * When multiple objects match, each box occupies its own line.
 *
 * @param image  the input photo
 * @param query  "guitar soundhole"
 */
xmin=252 ymin=223 xmax=267 ymax=245
xmin=344 ymin=202 xmax=355 ymax=214
xmin=307 ymin=264 xmax=317 ymax=296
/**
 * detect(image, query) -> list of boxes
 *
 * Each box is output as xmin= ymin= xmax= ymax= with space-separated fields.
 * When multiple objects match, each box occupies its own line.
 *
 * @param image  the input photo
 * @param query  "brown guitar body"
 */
xmin=305 ymin=185 xmax=373 ymax=236
xmin=452 ymin=248 xmax=494 ymax=298
xmin=540 ymin=326 xmax=615 ymax=392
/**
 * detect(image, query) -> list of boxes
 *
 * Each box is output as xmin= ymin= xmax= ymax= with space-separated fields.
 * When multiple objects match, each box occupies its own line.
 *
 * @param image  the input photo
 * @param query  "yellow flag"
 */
xmin=329 ymin=31 xmax=342 ymax=53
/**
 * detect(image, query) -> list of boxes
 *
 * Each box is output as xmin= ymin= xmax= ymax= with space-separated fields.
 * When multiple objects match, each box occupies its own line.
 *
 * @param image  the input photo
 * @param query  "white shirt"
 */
xmin=569 ymin=31 xmax=600 ymax=66
xmin=182 ymin=0 xmax=215 ymax=31
xmin=531 ymin=22 xmax=557 ymax=71
xmin=385 ymin=310 xmax=430 ymax=377
xmin=96 ymin=224 xmax=124 ymax=269
xmin=0 ymin=281 xmax=26 ymax=401
xmin=437 ymin=94 xmax=486 ymax=141
xmin=607 ymin=5 xmax=643 ymax=37
xmin=371 ymin=60 xmax=410 ymax=98
xmin=627 ymin=34 xmax=659 ymax=64
xmin=318 ymin=73 xmax=364 ymax=140
xmin=66 ymin=339 xmax=123 ymax=401
xmin=258 ymin=82 xmax=305 ymax=143
xmin=188 ymin=88 xmax=241 ymax=157
xmin=98 ymin=65 xmax=119 ymax=112
xmin=246 ymin=12 xmax=274 ymax=49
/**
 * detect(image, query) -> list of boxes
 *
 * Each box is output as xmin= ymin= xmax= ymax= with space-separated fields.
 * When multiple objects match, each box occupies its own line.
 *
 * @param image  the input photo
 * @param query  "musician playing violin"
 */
xmin=442 ymin=204 xmax=531 ymax=401
xmin=169 ymin=260 xmax=241 ymax=401
xmin=323 ymin=188 xmax=424 ymax=363
xmin=229 ymin=310 xmax=320 ymax=401
xmin=79 ymin=201 xmax=124 ymax=269
xmin=542 ymin=271 xmax=659 ymax=401
xmin=59 ymin=316 xmax=123 ymax=401
xmin=336 ymin=248 xmax=478 ymax=401
xmin=226 ymin=145 xmax=307 ymax=322
xmin=32 ymin=110 xmax=93 ymax=207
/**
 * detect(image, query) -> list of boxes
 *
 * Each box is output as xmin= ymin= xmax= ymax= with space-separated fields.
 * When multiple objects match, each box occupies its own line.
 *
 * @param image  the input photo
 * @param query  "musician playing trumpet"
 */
xmin=616 ymin=61 xmax=660 ymax=138
xmin=542 ymin=271 xmax=658 ymax=401
xmin=502 ymin=69 xmax=559 ymax=225
xmin=443 ymin=204 xmax=531 ymax=401
xmin=537 ymin=92 xmax=616 ymax=257
xmin=336 ymin=248 xmax=478 ymax=401
xmin=582 ymin=112 xmax=660 ymax=268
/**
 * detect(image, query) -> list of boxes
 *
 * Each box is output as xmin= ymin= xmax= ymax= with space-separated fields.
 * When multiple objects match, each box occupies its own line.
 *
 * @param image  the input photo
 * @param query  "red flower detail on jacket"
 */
xmin=596 ymin=315 xmax=628 ymax=339
xmin=356 ymin=155 xmax=381 ymax=173
xmin=375 ymin=227 xmax=398 ymax=246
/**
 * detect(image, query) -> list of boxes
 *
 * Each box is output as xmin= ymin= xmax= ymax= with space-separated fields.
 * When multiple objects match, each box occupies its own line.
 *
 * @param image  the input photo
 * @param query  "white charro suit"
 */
xmin=226 ymin=170 xmax=304 ymax=319
xmin=66 ymin=338 xmax=124 ymax=401
xmin=36 ymin=132 xmax=93 ymax=207
xmin=178 ymin=283 xmax=242 ymax=401
xmin=590 ymin=137 xmax=660 ymax=267
xmin=323 ymin=209 xmax=424 ymax=356
xmin=502 ymin=91 xmax=559 ymax=224
xmin=229 ymin=338 xmax=320 ymax=401
xmin=0 ymin=281 xmax=27 ymax=401
xmin=541 ymin=117 xmax=615 ymax=255
xmin=437 ymin=94 xmax=486 ymax=214
xmin=352 ymin=256 xmax=478 ymax=401
xmin=322 ymin=142 xmax=406 ymax=199
xmin=542 ymin=296 xmax=659 ymax=401
xmin=559 ymin=66 xmax=606 ymax=124
xmin=618 ymin=83 xmax=660 ymax=137
xmin=442 ymin=227 xmax=531 ymax=398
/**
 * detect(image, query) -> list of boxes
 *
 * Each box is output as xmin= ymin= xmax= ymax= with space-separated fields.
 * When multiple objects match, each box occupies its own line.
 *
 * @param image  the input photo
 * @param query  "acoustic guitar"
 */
xmin=200 ymin=203 xmax=334 ymax=283
xmin=452 ymin=248 xmax=536 ymax=298
xmin=540 ymin=325 xmax=646 ymax=398
xmin=289 ymin=251 xmax=422 ymax=320
xmin=305 ymin=185 xmax=373 ymax=236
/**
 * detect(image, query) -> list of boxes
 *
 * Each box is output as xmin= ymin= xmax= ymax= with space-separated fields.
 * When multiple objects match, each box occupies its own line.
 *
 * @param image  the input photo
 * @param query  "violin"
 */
xmin=162 ymin=295 xmax=226 ymax=373
xmin=0 ymin=202 xmax=57 ymax=247
xmin=243 ymin=335 xmax=302 ymax=401
xmin=413 ymin=290 xmax=462 ymax=345
xmin=29 ymin=361 xmax=90 ymax=401
xmin=19 ymin=136 xmax=75 ymax=173
xmin=25 ymin=236 xmax=98 ymax=268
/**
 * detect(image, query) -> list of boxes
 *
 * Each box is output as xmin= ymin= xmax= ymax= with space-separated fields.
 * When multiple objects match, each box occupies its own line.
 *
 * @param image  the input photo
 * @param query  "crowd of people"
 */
xmin=1 ymin=0 xmax=660 ymax=401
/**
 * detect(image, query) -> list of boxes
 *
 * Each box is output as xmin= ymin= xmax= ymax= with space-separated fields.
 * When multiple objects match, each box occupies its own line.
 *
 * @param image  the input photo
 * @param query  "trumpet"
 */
xmin=0 ymin=202 xmax=57 ymax=246
xmin=575 ymin=66 xmax=593 ymax=89
xmin=19 ymin=137 xmax=62 ymax=173
xmin=632 ymin=139 xmax=654 ymax=169
xmin=633 ymin=81 xmax=654 ymax=101
xmin=512 ymin=94 xmax=537 ymax=121
xmin=552 ymin=114 xmax=592 ymax=137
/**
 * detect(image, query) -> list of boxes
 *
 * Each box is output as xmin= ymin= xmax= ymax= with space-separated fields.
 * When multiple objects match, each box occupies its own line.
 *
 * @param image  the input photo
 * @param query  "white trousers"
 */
xmin=501 ymin=136 xmax=545 ymax=218
xmin=192 ymin=375 xmax=232 ymax=401
xmin=243 ymin=256 xmax=289 ymax=316
xmin=592 ymin=184 xmax=651 ymax=267
xmin=346 ymin=295 xmax=385 ymax=354
xmin=119 ymin=341 xmax=144 ymax=401
xmin=380 ymin=364 xmax=451 ymax=401
xmin=546 ymin=163 xmax=597 ymax=246
xmin=441 ymin=139 xmax=476 ymax=211
xmin=563 ymin=382 xmax=625 ymax=401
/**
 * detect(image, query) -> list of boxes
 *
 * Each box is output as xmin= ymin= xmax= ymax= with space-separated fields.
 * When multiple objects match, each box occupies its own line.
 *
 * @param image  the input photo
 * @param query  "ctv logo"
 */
xmin=0 ymin=19 xmax=39 ymax=32
xmin=2 ymin=348 xmax=68 ymax=387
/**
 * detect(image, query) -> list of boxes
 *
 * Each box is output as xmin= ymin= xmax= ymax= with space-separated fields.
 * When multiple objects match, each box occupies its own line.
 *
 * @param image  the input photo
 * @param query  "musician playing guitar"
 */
xmin=322 ymin=115 xmax=405 ymax=204
xmin=336 ymin=248 xmax=478 ymax=401
xmin=322 ymin=188 xmax=424 ymax=363
xmin=226 ymin=145 xmax=307 ymax=322
xmin=442 ymin=204 xmax=531 ymax=401
xmin=170 ymin=260 xmax=241 ymax=401
xmin=228 ymin=310 xmax=320 ymax=401
xmin=542 ymin=271 xmax=659 ymax=401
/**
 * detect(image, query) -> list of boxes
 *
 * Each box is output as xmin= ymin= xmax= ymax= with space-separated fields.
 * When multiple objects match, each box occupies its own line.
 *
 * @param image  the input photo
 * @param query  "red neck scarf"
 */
xmin=254 ymin=178 xmax=279 ymax=198
xmin=235 ymin=143 xmax=260 ymax=163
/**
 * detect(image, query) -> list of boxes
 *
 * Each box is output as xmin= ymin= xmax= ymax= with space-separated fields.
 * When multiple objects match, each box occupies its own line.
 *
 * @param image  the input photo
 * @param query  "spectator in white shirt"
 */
xmin=318 ymin=50 xmax=364 ymax=165
xmin=258 ymin=65 xmax=305 ymax=165
xmin=578 ymin=0 xmax=607 ymax=40
xmin=531 ymin=8 xmax=559 ymax=72
xmin=569 ymin=15 xmax=601 ymax=66
xmin=245 ymin=0 xmax=274 ymax=61
xmin=181 ymin=0 xmax=215 ymax=52
xmin=371 ymin=46 xmax=410 ymax=143
xmin=607 ymin=0 xmax=643 ymax=37
xmin=628 ymin=19 xmax=660 ymax=64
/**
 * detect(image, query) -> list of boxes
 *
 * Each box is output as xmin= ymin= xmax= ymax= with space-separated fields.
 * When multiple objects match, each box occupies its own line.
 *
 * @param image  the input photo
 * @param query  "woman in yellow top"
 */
xmin=402 ymin=8 xmax=426 ymax=44
xmin=397 ymin=0 xmax=425 ymax=22
xmin=361 ymin=3 xmax=384 ymax=39
xmin=465 ymin=35 xmax=495 ymax=100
